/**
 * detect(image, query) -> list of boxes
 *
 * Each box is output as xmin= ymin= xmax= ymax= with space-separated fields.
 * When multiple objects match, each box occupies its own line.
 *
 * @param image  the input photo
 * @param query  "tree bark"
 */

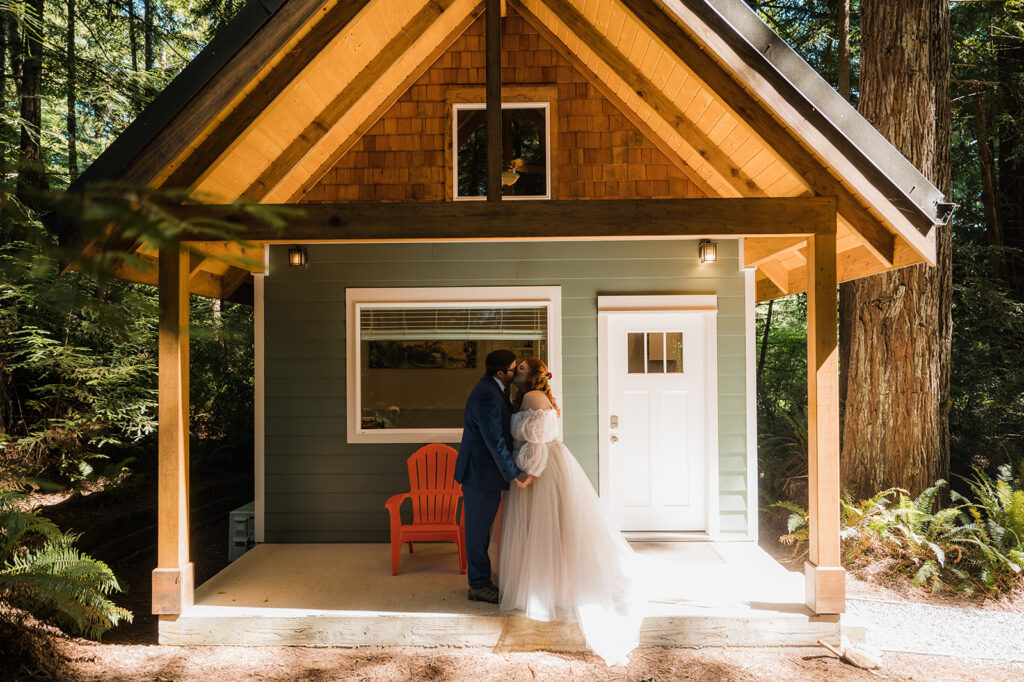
xmin=67 ymin=0 xmax=79 ymax=184
xmin=143 ymin=0 xmax=154 ymax=71
xmin=17 ymin=0 xmax=48 ymax=207
xmin=757 ymin=299 xmax=773 ymax=387
xmin=837 ymin=0 xmax=850 ymax=101
xmin=997 ymin=23 xmax=1024 ymax=294
xmin=836 ymin=0 xmax=852 ymax=426
xmin=128 ymin=0 xmax=138 ymax=72
xmin=840 ymin=0 xmax=951 ymax=500
xmin=974 ymin=93 xmax=1003 ymax=280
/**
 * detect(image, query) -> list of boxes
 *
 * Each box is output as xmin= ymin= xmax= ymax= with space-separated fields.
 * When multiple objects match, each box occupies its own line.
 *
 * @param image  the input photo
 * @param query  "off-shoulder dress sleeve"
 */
xmin=514 ymin=411 xmax=557 ymax=477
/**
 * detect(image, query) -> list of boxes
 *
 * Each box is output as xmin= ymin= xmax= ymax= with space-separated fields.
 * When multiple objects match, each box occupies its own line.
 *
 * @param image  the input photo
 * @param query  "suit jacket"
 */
xmin=454 ymin=376 xmax=521 ymax=490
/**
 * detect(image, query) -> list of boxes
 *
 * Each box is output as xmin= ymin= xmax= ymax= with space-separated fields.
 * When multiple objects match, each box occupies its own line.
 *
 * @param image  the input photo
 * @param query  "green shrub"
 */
xmin=952 ymin=465 xmax=1024 ymax=590
xmin=0 ymin=490 xmax=131 ymax=639
xmin=772 ymin=480 xmax=1024 ymax=594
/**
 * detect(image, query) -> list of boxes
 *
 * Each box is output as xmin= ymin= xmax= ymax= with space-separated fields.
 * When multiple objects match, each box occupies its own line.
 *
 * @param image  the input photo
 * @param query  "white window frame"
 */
xmin=452 ymin=102 xmax=551 ymax=201
xmin=346 ymin=286 xmax=562 ymax=444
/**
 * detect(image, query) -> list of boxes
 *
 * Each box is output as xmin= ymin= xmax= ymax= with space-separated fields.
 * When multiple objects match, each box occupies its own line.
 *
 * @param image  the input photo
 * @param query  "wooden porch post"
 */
xmin=804 ymin=228 xmax=845 ymax=615
xmin=152 ymin=245 xmax=194 ymax=615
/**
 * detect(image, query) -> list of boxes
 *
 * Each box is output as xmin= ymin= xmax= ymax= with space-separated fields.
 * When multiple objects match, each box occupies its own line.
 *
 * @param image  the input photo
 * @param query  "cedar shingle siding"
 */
xmin=301 ymin=11 xmax=705 ymax=203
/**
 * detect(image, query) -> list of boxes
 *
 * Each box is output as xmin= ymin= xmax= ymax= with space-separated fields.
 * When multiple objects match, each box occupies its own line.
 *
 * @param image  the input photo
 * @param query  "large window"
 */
xmin=452 ymin=103 xmax=550 ymax=200
xmin=346 ymin=287 xmax=561 ymax=443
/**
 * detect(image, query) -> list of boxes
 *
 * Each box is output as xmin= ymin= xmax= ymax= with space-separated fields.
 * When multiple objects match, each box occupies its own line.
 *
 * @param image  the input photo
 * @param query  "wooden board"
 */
xmin=172 ymin=197 xmax=838 ymax=241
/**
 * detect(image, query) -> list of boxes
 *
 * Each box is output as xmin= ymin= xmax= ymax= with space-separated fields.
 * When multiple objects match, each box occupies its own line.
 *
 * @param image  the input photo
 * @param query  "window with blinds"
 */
xmin=356 ymin=304 xmax=549 ymax=432
xmin=359 ymin=306 xmax=548 ymax=341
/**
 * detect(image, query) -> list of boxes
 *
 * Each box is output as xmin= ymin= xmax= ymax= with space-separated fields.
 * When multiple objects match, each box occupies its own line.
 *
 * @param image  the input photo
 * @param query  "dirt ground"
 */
xmin=39 ymin=640 xmax=1024 ymax=681
xmin=10 ymin=474 xmax=1024 ymax=681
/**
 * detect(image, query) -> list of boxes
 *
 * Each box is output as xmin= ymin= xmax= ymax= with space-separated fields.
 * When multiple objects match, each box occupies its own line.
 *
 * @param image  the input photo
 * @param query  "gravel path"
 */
xmin=847 ymin=596 xmax=1024 ymax=662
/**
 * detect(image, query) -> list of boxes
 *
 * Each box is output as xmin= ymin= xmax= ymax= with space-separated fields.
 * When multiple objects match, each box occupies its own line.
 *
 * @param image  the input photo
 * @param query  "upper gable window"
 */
xmin=453 ymin=103 xmax=550 ymax=200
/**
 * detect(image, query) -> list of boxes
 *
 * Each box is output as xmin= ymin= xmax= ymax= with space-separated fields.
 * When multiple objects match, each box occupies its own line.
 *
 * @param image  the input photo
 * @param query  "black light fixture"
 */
xmin=698 ymin=240 xmax=717 ymax=264
xmin=288 ymin=246 xmax=308 ymax=269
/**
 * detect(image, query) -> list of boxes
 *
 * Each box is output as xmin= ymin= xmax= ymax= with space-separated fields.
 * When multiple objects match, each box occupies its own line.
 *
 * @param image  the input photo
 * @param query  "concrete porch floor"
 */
xmin=159 ymin=542 xmax=863 ymax=649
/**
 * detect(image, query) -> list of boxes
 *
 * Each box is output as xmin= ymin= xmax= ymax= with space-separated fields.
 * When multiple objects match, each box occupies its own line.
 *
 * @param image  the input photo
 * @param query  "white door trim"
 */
xmin=597 ymin=295 xmax=720 ymax=538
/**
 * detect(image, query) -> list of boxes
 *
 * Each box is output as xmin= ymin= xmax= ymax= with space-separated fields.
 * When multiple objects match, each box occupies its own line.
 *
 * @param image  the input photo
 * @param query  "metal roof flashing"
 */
xmin=672 ymin=0 xmax=946 ymax=231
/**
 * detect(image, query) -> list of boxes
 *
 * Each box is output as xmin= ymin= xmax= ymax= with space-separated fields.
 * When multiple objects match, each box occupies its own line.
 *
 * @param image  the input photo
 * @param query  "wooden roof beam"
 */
xmin=220 ymin=267 xmax=253 ymax=299
xmin=758 ymin=259 xmax=790 ymax=294
xmin=530 ymin=0 xmax=767 ymax=199
xmin=169 ymin=197 xmax=837 ymax=241
xmin=161 ymin=0 xmax=372 ymax=191
xmin=743 ymin=236 xmax=805 ymax=267
xmin=243 ymin=0 xmax=461 ymax=202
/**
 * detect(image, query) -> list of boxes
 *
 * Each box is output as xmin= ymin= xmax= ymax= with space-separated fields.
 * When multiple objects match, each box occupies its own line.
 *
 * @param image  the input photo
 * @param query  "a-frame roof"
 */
xmin=66 ymin=0 xmax=948 ymax=302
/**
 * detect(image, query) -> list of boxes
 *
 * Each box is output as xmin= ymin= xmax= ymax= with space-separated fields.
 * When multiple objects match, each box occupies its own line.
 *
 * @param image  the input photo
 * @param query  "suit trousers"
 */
xmin=461 ymin=486 xmax=502 ymax=589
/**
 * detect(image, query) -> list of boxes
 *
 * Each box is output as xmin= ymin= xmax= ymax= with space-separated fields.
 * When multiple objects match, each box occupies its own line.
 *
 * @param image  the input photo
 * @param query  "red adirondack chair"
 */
xmin=385 ymin=443 xmax=467 ymax=576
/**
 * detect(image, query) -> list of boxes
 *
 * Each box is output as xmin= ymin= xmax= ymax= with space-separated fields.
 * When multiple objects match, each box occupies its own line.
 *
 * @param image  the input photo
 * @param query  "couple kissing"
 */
xmin=453 ymin=349 xmax=644 ymax=666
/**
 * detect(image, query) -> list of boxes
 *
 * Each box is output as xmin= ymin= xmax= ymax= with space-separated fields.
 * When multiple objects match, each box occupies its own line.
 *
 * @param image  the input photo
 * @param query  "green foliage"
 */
xmin=949 ymin=242 xmax=1024 ymax=475
xmin=758 ymin=408 xmax=807 ymax=506
xmin=952 ymin=465 xmax=1024 ymax=590
xmin=0 ymin=218 xmax=158 ymax=482
xmin=0 ymin=489 xmax=131 ymax=639
xmin=777 ymin=478 xmax=1024 ymax=595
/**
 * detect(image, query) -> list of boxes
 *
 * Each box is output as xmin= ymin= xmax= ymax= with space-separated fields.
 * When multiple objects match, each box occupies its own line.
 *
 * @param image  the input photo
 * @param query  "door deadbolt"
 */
xmin=610 ymin=435 xmax=619 ymax=443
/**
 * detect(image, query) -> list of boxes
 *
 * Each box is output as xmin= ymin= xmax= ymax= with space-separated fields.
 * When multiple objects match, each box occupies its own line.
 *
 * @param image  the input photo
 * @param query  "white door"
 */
xmin=600 ymin=311 xmax=714 ymax=532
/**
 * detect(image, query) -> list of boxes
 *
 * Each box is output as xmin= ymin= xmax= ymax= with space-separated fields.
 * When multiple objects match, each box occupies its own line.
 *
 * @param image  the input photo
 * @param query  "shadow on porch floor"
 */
xmin=159 ymin=542 xmax=863 ymax=648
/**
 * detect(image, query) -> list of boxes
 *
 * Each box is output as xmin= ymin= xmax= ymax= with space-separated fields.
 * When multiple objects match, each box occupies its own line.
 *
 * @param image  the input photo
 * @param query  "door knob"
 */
xmin=610 ymin=435 xmax=619 ymax=443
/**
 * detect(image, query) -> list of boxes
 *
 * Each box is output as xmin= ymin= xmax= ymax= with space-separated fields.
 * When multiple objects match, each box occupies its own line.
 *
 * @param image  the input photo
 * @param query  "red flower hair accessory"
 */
xmin=546 ymin=372 xmax=552 ymax=380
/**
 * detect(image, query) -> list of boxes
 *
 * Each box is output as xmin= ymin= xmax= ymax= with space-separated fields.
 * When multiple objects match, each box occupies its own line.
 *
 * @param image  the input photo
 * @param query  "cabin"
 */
xmin=59 ymin=0 xmax=948 ymax=648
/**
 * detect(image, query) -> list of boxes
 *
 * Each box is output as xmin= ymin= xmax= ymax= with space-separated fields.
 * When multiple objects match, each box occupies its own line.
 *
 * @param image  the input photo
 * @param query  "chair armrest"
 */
xmin=385 ymin=492 xmax=410 ymax=518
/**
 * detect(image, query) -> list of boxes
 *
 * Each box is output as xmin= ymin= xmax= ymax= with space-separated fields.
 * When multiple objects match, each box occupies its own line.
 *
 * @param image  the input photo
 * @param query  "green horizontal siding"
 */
xmin=264 ymin=240 xmax=750 ymax=542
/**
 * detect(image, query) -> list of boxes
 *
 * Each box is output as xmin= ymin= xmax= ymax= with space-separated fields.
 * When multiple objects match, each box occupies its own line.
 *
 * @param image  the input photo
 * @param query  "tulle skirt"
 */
xmin=497 ymin=439 xmax=644 ymax=665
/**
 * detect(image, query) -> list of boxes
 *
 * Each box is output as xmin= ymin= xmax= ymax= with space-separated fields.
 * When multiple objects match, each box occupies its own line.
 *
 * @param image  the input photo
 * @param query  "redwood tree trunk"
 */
xmin=840 ymin=0 xmax=951 ymax=499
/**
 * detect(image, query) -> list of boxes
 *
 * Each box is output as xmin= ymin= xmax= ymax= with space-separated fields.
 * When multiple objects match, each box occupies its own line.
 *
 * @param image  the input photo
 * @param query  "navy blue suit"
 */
xmin=455 ymin=376 xmax=521 ymax=588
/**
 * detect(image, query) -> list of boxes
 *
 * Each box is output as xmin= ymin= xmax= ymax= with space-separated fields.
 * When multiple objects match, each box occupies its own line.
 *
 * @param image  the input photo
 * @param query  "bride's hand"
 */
xmin=514 ymin=473 xmax=535 ymax=488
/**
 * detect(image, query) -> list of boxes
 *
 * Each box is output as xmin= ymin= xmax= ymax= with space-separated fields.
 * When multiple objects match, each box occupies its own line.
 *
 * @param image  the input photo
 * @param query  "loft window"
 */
xmin=346 ymin=287 xmax=562 ymax=443
xmin=453 ymin=103 xmax=550 ymax=200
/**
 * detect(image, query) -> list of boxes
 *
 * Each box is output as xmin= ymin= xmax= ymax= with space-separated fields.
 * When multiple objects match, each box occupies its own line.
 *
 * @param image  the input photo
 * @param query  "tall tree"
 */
xmin=143 ymin=0 xmax=154 ymax=71
xmin=67 ymin=0 xmax=79 ymax=183
xmin=841 ymin=0 xmax=952 ymax=498
xmin=128 ymin=0 xmax=138 ymax=71
xmin=17 ymin=0 xmax=47 ymax=206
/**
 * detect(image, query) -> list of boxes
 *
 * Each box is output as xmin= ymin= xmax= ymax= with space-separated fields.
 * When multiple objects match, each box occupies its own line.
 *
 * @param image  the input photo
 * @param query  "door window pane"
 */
xmin=627 ymin=333 xmax=645 ymax=374
xmin=666 ymin=332 xmax=683 ymax=373
xmin=647 ymin=332 xmax=665 ymax=373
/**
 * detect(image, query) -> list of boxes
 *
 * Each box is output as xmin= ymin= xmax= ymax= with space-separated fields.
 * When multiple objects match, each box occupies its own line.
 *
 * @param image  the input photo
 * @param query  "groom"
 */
xmin=454 ymin=349 xmax=532 ymax=604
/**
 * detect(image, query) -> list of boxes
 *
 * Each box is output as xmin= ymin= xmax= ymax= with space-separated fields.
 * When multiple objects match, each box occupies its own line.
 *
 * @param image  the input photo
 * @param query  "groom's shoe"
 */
xmin=467 ymin=583 xmax=499 ymax=604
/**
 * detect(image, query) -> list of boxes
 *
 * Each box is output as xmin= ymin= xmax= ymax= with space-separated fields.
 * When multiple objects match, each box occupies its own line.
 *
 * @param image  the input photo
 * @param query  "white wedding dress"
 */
xmin=498 ymin=408 xmax=645 ymax=665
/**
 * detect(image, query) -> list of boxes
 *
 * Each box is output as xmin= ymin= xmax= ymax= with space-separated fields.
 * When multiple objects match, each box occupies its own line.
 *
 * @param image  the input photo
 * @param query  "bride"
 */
xmin=497 ymin=356 xmax=645 ymax=665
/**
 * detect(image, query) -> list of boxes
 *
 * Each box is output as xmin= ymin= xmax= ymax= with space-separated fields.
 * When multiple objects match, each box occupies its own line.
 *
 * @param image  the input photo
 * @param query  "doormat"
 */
xmin=630 ymin=542 xmax=726 ymax=564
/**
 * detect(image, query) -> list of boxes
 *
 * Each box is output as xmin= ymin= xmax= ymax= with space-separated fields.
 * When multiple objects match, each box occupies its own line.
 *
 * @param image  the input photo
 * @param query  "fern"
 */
xmin=0 ymin=489 xmax=132 ymax=639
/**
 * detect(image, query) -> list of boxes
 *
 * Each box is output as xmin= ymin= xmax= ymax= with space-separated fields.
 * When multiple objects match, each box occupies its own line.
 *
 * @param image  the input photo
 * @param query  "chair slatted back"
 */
xmin=407 ymin=443 xmax=461 ymax=525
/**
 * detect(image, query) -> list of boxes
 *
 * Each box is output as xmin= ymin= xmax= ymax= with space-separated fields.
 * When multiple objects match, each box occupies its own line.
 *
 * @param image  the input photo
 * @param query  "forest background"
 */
xmin=0 ymin=0 xmax=1022 ymax=628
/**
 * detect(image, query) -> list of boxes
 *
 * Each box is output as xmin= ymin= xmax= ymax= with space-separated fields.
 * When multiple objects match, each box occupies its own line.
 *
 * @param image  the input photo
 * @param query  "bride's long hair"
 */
xmin=513 ymin=356 xmax=560 ymax=415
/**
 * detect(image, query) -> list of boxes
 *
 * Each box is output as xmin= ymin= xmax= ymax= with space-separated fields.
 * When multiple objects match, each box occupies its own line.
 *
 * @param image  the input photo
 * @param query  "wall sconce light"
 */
xmin=288 ymin=246 xmax=308 ymax=269
xmin=698 ymin=240 xmax=717 ymax=264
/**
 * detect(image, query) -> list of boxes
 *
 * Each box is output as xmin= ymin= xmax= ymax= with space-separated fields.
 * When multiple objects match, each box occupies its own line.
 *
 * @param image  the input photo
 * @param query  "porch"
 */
xmin=158 ymin=542 xmax=864 ymax=648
